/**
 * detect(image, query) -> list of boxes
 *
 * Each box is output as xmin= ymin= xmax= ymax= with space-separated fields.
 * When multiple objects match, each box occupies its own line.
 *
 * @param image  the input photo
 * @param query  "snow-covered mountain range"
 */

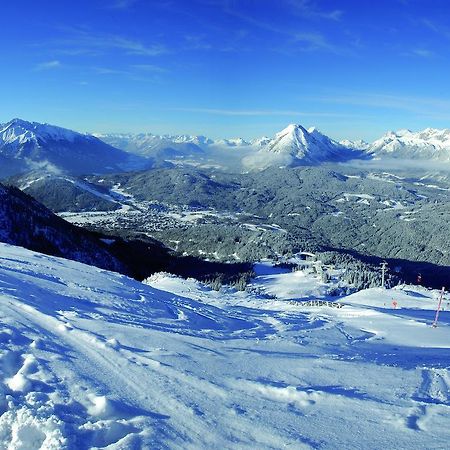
xmin=339 ymin=138 xmax=370 ymax=150
xmin=0 ymin=119 xmax=149 ymax=177
xmin=2 ymin=118 xmax=450 ymax=177
xmin=97 ymin=123 xmax=450 ymax=169
xmin=369 ymin=128 xmax=450 ymax=161
xmin=94 ymin=132 xmax=250 ymax=155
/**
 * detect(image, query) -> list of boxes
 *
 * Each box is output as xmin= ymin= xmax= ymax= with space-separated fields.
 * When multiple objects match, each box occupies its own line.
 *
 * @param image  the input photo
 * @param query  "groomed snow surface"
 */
xmin=1 ymin=244 xmax=450 ymax=449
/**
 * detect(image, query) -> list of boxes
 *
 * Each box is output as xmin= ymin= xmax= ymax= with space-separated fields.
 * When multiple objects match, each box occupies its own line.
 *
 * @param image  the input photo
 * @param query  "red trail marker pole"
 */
xmin=432 ymin=287 xmax=446 ymax=328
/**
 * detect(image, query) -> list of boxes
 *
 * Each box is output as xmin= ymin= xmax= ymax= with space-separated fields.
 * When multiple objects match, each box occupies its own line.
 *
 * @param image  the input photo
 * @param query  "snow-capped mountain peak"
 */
xmin=0 ymin=118 xmax=90 ymax=146
xmin=278 ymin=123 xmax=308 ymax=138
xmin=242 ymin=123 xmax=368 ymax=169
xmin=244 ymin=124 xmax=367 ymax=169
xmin=307 ymin=126 xmax=339 ymax=144
xmin=0 ymin=118 xmax=149 ymax=176
xmin=339 ymin=139 xmax=370 ymax=150
xmin=267 ymin=124 xmax=310 ymax=155
xmin=250 ymin=136 xmax=272 ymax=147
xmin=396 ymin=128 xmax=412 ymax=137
xmin=213 ymin=137 xmax=250 ymax=147
xmin=170 ymin=134 xmax=213 ymax=146
xmin=307 ymin=126 xmax=328 ymax=138
xmin=369 ymin=127 xmax=450 ymax=161
xmin=265 ymin=123 xmax=345 ymax=161
xmin=0 ymin=119 xmax=38 ymax=146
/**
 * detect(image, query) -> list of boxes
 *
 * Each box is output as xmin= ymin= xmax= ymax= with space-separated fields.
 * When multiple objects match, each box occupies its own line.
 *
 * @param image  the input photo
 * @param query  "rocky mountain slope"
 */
xmin=0 ymin=182 xmax=125 ymax=273
xmin=0 ymin=180 xmax=253 ymax=283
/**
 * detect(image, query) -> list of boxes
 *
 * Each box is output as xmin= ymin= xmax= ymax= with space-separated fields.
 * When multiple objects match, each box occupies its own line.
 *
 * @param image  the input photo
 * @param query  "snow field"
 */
xmin=0 ymin=244 xmax=450 ymax=448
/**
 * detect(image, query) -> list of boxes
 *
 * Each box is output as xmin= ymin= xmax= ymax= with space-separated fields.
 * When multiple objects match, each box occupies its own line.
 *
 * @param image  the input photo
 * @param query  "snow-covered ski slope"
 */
xmin=1 ymin=243 xmax=450 ymax=449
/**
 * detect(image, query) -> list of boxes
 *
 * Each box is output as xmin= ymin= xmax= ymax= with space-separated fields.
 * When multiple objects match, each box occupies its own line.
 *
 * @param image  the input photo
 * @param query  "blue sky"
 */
xmin=2 ymin=0 xmax=450 ymax=141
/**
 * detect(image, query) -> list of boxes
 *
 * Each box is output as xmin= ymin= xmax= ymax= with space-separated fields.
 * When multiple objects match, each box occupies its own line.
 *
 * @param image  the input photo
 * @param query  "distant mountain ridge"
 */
xmin=369 ymin=128 xmax=450 ymax=161
xmin=2 ymin=118 xmax=450 ymax=177
xmin=0 ymin=118 xmax=149 ymax=177
xmin=98 ymin=124 xmax=450 ymax=164
xmin=98 ymin=123 xmax=450 ymax=169
xmin=339 ymin=139 xmax=370 ymax=150
xmin=94 ymin=132 xmax=249 ymax=155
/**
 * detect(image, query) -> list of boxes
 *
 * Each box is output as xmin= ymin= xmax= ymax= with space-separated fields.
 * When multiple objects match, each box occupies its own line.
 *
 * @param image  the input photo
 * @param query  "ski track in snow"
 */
xmin=1 ymin=245 xmax=450 ymax=449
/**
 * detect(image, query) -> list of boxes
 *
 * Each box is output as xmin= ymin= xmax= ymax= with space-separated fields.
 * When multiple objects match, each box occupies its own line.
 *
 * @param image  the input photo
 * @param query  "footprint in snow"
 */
xmin=405 ymin=368 xmax=450 ymax=432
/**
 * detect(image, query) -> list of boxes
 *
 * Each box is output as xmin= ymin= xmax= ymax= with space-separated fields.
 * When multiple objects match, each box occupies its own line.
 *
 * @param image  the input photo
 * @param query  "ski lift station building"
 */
xmin=298 ymin=252 xmax=317 ymax=262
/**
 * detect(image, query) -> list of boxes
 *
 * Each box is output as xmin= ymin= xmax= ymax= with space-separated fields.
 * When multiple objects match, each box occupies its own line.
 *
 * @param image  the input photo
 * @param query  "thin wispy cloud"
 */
xmin=170 ymin=107 xmax=359 ymax=118
xmin=183 ymin=35 xmax=213 ymax=51
xmin=218 ymin=6 xmax=349 ymax=55
xmin=109 ymin=0 xmax=139 ymax=9
xmin=93 ymin=67 xmax=129 ymax=75
xmin=312 ymin=92 xmax=450 ymax=119
xmin=293 ymin=32 xmax=339 ymax=53
xmin=202 ymin=0 xmax=342 ymax=22
xmin=93 ymin=65 xmax=166 ymax=82
xmin=52 ymin=27 xmax=168 ymax=57
xmin=422 ymin=18 xmax=450 ymax=39
xmin=88 ymin=34 xmax=167 ymax=56
xmin=131 ymin=64 xmax=168 ymax=73
xmin=285 ymin=0 xmax=343 ymax=21
xmin=34 ymin=60 xmax=62 ymax=71
xmin=410 ymin=48 xmax=435 ymax=58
